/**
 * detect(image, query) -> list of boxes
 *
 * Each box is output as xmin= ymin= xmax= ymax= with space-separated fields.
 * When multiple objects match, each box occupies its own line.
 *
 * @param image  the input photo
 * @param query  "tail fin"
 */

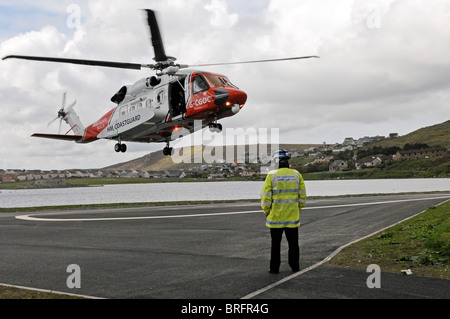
xmin=63 ymin=109 xmax=85 ymax=135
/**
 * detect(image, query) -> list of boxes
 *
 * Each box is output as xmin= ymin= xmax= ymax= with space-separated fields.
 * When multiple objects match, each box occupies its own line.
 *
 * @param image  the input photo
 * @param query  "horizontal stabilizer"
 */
xmin=32 ymin=133 xmax=83 ymax=141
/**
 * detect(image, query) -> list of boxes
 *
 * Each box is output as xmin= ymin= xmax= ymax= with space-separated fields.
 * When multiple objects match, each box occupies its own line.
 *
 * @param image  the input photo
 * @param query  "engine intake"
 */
xmin=110 ymin=86 xmax=128 ymax=104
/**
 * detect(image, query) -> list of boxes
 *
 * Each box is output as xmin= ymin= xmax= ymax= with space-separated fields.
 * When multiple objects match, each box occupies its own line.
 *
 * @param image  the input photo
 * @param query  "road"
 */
xmin=0 ymin=193 xmax=449 ymax=300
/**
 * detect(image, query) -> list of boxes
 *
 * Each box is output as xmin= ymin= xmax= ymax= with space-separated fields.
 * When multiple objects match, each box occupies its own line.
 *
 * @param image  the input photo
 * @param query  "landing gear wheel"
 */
xmin=115 ymin=143 xmax=127 ymax=153
xmin=163 ymin=146 xmax=173 ymax=156
xmin=209 ymin=123 xmax=222 ymax=133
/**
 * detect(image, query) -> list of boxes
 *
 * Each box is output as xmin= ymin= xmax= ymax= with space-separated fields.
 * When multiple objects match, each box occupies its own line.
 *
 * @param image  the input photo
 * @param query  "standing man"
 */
xmin=260 ymin=149 xmax=307 ymax=274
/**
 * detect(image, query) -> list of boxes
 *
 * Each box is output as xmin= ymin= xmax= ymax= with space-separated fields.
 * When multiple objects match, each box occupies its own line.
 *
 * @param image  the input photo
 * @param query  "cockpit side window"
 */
xmin=203 ymin=74 xmax=238 ymax=89
xmin=221 ymin=76 xmax=238 ymax=89
xmin=192 ymin=75 xmax=209 ymax=95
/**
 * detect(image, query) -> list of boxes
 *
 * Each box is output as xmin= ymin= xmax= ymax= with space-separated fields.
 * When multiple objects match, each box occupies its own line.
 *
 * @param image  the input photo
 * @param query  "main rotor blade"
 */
xmin=2 ymin=55 xmax=144 ymax=70
xmin=190 ymin=56 xmax=319 ymax=67
xmin=145 ymin=9 xmax=168 ymax=62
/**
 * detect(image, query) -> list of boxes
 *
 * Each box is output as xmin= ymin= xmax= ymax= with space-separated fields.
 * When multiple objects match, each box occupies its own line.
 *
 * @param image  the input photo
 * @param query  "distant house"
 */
xmin=394 ymin=147 xmax=447 ymax=161
xmin=329 ymin=160 xmax=348 ymax=172
xmin=355 ymin=157 xmax=382 ymax=170
xmin=332 ymin=145 xmax=354 ymax=154
xmin=0 ymin=174 xmax=17 ymax=183
xmin=16 ymin=174 xmax=28 ymax=182
xmin=120 ymin=170 xmax=140 ymax=178
xmin=74 ymin=170 xmax=89 ymax=178
xmin=356 ymin=136 xmax=371 ymax=147
xmin=312 ymin=155 xmax=333 ymax=164
xmin=89 ymin=170 xmax=103 ymax=178
xmin=164 ymin=170 xmax=183 ymax=178
xmin=147 ymin=171 xmax=164 ymax=178
xmin=342 ymin=137 xmax=356 ymax=146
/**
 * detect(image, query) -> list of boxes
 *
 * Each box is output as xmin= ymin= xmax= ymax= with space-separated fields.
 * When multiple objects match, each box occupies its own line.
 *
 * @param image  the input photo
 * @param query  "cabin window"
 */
xmin=120 ymin=105 xmax=128 ymax=116
xmin=192 ymin=75 xmax=209 ymax=94
xmin=157 ymin=90 xmax=165 ymax=104
xmin=129 ymin=104 xmax=136 ymax=112
xmin=136 ymin=102 xmax=143 ymax=109
xmin=146 ymin=99 xmax=152 ymax=108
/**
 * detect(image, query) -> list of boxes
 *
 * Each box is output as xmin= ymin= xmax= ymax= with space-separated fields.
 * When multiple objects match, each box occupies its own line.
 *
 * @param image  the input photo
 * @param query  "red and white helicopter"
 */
xmin=3 ymin=10 xmax=317 ymax=156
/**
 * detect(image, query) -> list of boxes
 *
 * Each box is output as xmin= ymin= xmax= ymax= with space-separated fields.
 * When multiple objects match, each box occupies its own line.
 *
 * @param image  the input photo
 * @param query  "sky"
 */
xmin=0 ymin=0 xmax=449 ymax=170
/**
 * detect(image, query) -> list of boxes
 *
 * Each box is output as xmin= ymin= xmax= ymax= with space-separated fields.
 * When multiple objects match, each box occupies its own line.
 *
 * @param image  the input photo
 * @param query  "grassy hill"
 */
xmin=367 ymin=120 xmax=450 ymax=149
xmin=105 ymin=120 xmax=449 ymax=172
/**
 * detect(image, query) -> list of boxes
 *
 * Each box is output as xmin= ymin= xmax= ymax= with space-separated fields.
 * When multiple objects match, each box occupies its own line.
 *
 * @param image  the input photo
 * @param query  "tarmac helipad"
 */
xmin=1 ymin=193 xmax=449 ymax=300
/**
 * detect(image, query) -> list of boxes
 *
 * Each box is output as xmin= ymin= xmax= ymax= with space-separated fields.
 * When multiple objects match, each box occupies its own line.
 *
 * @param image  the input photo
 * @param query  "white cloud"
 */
xmin=205 ymin=0 xmax=239 ymax=28
xmin=0 ymin=0 xmax=449 ymax=170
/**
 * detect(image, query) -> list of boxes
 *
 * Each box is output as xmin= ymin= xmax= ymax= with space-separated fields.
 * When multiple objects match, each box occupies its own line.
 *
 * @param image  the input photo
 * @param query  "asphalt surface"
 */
xmin=0 ymin=193 xmax=449 ymax=301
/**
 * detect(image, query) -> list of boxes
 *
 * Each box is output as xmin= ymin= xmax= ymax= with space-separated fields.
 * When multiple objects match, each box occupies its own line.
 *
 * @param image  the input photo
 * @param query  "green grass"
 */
xmin=0 ymin=285 xmax=85 ymax=299
xmin=328 ymin=201 xmax=450 ymax=279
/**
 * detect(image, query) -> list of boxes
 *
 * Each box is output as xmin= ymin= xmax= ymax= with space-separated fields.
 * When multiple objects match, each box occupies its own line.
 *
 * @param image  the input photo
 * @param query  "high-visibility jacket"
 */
xmin=260 ymin=168 xmax=307 ymax=228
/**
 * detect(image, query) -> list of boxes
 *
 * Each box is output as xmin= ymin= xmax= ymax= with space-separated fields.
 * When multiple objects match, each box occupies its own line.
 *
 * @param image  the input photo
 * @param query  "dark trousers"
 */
xmin=270 ymin=227 xmax=299 ymax=272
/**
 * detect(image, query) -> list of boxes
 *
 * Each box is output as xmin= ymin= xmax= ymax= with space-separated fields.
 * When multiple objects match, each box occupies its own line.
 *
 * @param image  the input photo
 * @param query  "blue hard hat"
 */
xmin=273 ymin=149 xmax=291 ymax=161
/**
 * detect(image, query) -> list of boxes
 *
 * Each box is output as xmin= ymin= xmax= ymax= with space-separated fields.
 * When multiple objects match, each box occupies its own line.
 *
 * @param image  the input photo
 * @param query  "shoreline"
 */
xmin=1 ymin=173 xmax=449 ymax=190
xmin=1 ymin=191 xmax=449 ymax=212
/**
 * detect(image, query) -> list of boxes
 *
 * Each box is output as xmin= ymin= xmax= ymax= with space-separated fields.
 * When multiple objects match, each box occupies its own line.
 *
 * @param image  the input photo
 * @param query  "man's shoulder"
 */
xmin=276 ymin=168 xmax=300 ymax=174
xmin=267 ymin=168 xmax=303 ymax=176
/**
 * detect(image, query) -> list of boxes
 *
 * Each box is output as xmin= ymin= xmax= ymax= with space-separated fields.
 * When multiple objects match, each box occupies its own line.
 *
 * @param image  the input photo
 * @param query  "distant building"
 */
xmin=342 ymin=137 xmax=356 ymax=146
xmin=355 ymin=157 xmax=382 ymax=170
xmin=329 ymin=160 xmax=348 ymax=172
xmin=395 ymin=147 xmax=447 ymax=161
xmin=0 ymin=174 xmax=17 ymax=183
xmin=356 ymin=136 xmax=371 ymax=147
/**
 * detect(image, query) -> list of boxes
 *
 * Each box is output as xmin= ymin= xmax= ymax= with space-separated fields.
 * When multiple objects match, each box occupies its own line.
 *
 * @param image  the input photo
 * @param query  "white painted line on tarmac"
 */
xmin=15 ymin=195 xmax=450 ymax=222
xmin=15 ymin=210 xmax=261 ymax=222
xmin=0 ymin=282 xmax=105 ymax=299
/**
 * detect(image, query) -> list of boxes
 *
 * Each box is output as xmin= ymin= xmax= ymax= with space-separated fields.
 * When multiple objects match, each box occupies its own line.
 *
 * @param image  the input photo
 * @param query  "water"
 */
xmin=0 ymin=179 xmax=449 ymax=208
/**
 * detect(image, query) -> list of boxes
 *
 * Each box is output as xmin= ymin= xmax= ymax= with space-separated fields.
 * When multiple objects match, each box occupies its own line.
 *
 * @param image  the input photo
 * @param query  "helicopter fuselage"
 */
xmin=82 ymin=69 xmax=247 ymax=148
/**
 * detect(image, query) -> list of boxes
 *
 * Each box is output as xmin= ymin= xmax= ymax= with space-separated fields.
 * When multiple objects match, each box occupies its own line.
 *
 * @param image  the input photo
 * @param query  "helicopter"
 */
xmin=2 ymin=9 xmax=318 ymax=156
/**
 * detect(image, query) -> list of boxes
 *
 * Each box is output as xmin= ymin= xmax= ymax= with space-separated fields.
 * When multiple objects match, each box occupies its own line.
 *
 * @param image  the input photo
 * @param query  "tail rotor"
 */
xmin=48 ymin=92 xmax=77 ymax=133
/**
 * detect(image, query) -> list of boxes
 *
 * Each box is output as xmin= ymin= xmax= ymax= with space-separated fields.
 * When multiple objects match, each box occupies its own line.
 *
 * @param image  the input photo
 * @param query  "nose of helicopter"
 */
xmin=228 ymin=88 xmax=247 ymax=106
xmin=226 ymin=88 xmax=247 ymax=114
xmin=214 ymin=88 xmax=247 ymax=108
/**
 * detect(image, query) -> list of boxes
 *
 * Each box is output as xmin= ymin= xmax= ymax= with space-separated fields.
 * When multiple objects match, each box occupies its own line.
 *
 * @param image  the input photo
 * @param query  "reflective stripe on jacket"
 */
xmin=260 ymin=168 xmax=307 ymax=228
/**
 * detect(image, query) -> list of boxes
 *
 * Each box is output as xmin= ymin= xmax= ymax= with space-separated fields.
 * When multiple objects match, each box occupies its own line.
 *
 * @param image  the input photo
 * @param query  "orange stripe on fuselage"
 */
xmin=84 ymin=109 xmax=115 ymax=141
